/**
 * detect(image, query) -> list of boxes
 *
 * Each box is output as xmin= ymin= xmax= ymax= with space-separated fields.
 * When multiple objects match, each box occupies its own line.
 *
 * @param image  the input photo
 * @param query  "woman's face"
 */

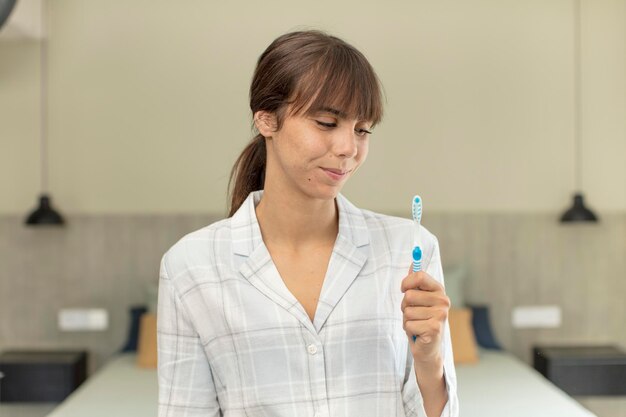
xmin=256 ymin=104 xmax=372 ymax=201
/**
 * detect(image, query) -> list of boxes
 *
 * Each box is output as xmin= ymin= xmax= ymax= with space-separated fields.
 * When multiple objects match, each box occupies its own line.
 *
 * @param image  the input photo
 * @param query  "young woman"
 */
xmin=158 ymin=30 xmax=458 ymax=417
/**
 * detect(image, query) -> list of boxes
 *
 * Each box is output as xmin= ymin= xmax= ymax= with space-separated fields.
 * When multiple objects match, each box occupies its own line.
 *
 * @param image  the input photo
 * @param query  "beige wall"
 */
xmin=1 ymin=0 xmax=625 ymax=215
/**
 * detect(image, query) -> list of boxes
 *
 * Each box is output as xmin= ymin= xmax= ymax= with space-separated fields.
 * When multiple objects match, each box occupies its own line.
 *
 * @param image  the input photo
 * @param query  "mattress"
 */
xmin=456 ymin=349 xmax=597 ymax=417
xmin=46 ymin=350 xmax=597 ymax=417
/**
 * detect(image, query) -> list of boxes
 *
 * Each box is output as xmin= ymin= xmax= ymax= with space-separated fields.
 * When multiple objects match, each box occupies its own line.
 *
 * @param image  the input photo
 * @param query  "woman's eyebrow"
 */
xmin=314 ymin=107 xmax=347 ymax=118
xmin=312 ymin=106 xmax=371 ymax=125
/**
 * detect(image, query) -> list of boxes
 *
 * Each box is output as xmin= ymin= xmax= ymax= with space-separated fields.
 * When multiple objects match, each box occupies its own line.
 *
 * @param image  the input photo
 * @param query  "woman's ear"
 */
xmin=254 ymin=111 xmax=278 ymax=138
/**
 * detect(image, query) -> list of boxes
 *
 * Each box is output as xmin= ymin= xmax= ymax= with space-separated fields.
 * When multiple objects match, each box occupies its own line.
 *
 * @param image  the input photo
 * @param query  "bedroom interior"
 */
xmin=0 ymin=0 xmax=625 ymax=416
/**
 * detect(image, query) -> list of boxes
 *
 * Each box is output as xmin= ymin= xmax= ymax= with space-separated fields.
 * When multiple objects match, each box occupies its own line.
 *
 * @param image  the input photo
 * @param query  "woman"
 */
xmin=158 ymin=30 xmax=458 ymax=417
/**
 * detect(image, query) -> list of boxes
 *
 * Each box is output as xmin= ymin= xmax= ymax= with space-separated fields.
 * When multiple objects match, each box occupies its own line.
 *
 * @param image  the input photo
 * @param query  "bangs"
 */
xmin=286 ymin=44 xmax=384 ymax=126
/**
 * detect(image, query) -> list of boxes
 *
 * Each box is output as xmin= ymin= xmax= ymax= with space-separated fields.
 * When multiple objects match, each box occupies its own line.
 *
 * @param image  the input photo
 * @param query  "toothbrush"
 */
xmin=411 ymin=195 xmax=423 ymax=342
xmin=412 ymin=195 xmax=423 ymax=273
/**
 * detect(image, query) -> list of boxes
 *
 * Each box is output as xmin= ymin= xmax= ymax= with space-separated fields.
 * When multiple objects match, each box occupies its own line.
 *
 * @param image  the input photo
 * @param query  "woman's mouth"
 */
xmin=321 ymin=167 xmax=350 ymax=181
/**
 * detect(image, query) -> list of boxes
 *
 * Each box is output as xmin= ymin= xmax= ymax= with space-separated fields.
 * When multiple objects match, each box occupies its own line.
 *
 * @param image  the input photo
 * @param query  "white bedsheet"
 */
xmin=46 ymin=350 xmax=597 ymax=417
xmin=46 ymin=353 xmax=157 ymax=417
xmin=456 ymin=349 xmax=597 ymax=417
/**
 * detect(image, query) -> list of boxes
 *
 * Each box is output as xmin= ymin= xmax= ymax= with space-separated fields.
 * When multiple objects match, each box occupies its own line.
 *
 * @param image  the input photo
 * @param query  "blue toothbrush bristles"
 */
xmin=412 ymin=196 xmax=422 ymax=224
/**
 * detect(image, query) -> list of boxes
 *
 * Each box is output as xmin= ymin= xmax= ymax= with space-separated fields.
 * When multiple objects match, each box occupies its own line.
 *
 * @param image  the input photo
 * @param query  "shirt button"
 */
xmin=307 ymin=344 xmax=318 ymax=355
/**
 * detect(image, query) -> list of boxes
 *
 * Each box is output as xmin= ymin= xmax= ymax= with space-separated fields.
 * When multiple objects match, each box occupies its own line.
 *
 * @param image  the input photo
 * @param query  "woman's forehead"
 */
xmin=284 ymin=84 xmax=375 ymax=124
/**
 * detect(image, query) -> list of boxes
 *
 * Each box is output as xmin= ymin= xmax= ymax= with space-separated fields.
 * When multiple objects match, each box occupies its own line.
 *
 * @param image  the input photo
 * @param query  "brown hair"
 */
xmin=227 ymin=29 xmax=385 ymax=217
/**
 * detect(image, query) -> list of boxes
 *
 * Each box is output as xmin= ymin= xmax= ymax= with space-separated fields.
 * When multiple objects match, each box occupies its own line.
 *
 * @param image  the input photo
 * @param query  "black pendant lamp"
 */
xmin=561 ymin=193 xmax=597 ymax=222
xmin=26 ymin=194 xmax=65 ymax=225
xmin=560 ymin=0 xmax=598 ymax=224
xmin=0 ymin=0 xmax=17 ymax=30
xmin=25 ymin=0 xmax=65 ymax=226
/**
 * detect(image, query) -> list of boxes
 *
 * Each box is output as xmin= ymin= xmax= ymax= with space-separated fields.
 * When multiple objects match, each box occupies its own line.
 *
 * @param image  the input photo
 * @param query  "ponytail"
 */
xmin=227 ymin=134 xmax=266 ymax=217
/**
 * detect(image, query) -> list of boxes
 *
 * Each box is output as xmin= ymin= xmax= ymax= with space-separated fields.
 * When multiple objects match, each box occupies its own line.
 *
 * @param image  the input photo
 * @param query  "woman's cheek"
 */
xmin=356 ymin=144 xmax=369 ymax=165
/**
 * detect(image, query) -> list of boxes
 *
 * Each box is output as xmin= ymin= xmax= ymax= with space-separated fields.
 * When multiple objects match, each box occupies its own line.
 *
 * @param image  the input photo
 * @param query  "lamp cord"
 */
xmin=574 ymin=0 xmax=582 ymax=192
xmin=40 ymin=0 xmax=48 ymax=195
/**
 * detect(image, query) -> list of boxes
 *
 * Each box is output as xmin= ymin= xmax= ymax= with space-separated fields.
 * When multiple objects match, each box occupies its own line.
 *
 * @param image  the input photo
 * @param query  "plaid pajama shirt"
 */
xmin=158 ymin=189 xmax=459 ymax=417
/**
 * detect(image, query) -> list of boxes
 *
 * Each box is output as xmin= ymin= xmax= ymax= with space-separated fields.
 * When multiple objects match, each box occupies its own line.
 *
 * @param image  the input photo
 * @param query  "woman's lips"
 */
xmin=321 ymin=167 xmax=349 ymax=181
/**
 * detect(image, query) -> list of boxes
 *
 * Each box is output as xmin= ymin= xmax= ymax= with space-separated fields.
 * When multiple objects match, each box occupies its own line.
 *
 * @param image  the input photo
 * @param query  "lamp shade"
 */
xmin=0 ymin=0 xmax=16 ymax=30
xmin=560 ymin=193 xmax=598 ymax=223
xmin=25 ymin=194 xmax=65 ymax=225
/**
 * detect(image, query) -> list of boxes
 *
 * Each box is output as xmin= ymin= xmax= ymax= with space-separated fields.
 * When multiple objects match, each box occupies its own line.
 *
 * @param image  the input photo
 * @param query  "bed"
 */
xmin=45 ymin=349 xmax=596 ymax=417
xmin=45 ymin=354 xmax=157 ymax=417
xmin=456 ymin=349 xmax=596 ymax=416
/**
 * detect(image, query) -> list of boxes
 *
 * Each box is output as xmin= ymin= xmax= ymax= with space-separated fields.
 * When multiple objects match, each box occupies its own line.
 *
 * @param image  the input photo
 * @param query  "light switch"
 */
xmin=58 ymin=308 xmax=109 ymax=331
xmin=512 ymin=305 xmax=562 ymax=328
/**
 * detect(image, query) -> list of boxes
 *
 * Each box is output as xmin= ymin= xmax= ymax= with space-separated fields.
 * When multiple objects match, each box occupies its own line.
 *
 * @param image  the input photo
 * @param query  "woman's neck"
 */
xmin=254 ymin=187 xmax=339 ymax=252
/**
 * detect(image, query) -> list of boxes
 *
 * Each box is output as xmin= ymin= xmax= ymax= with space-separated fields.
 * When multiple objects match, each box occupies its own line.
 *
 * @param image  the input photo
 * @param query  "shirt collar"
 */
xmin=230 ymin=189 xmax=369 ymax=257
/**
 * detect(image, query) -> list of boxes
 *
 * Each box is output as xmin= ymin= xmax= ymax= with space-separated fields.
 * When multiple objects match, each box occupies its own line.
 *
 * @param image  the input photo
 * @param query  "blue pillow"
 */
xmin=467 ymin=304 xmax=502 ymax=350
xmin=121 ymin=305 xmax=148 ymax=352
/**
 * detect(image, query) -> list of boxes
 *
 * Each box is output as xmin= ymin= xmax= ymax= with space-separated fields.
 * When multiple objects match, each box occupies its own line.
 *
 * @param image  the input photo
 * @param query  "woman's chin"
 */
xmin=307 ymin=184 xmax=344 ymax=200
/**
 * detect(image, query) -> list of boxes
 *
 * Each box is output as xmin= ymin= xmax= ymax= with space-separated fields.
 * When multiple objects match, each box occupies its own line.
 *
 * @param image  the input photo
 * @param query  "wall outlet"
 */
xmin=512 ymin=305 xmax=562 ymax=328
xmin=58 ymin=308 xmax=109 ymax=331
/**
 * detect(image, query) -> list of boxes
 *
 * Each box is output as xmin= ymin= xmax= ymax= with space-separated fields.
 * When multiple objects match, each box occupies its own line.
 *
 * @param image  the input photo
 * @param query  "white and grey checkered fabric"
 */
xmin=158 ymin=190 xmax=458 ymax=417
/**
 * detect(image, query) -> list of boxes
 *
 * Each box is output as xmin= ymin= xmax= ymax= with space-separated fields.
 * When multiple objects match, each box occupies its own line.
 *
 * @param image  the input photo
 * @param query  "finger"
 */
xmin=404 ymin=306 xmax=449 ymax=326
xmin=400 ymin=270 xmax=422 ymax=293
xmin=404 ymin=319 xmax=442 ymax=345
xmin=400 ymin=271 xmax=444 ymax=293
xmin=402 ymin=306 xmax=433 ymax=322
xmin=401 ymin=290 xmax=447 ymax=310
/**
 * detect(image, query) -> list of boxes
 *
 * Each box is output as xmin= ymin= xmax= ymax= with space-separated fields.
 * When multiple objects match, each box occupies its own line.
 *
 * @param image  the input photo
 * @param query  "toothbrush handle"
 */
xmin=411 ymin=246 xmax=422 ymax=342
xmin=412 ymin=258 xmax=422 ymax=273
xmin=412 ymin=246 xmax=422 ymax=273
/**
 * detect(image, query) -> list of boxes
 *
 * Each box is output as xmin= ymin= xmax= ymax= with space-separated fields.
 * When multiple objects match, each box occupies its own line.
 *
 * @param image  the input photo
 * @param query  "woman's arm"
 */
xmin=414 ymin=353 xmax=447 ymax=416
xmin=157 ymin=254 xmax=222 ymax=417
xmin=402 ymin=236 xmax=459 ymax=417
xmin=402 ymin=325 xmax=458 ymax=417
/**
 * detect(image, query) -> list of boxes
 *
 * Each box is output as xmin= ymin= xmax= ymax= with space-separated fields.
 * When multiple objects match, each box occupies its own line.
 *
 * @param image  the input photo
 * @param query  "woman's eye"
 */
xmin=316 ymin=121 xmax=336 ymax=128
xmin=316 ymin=120 xmax=372 ymax=136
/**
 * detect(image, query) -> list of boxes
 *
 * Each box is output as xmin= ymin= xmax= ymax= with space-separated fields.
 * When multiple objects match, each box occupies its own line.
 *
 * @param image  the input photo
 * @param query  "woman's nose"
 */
xmin=332 ymin=128 xmax=358 ymax=159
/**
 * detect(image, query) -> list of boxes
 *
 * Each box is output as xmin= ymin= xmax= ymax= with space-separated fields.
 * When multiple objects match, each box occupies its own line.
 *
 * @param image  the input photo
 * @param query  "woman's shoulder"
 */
xmin=339 ymin=194 xmax=438 ymax=248
xmin=357 ymin=207 xmax=440 ymax=258
xmin=159 ymin=216 xmax=233 ymax=281
xmin=360 ymin=207 xmax=438 ymax=241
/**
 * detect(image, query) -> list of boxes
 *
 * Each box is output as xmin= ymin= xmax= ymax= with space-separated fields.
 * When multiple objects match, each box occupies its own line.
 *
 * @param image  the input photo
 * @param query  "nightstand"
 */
xmin=0 ymin=350 xmax=87 ymax=402
xmin=533 ymin=345 xmax=626 ymax=396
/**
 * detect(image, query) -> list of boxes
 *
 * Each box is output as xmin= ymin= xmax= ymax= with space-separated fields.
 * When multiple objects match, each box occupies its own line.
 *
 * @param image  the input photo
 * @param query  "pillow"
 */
xmin=136 ymin=313 xmax=157 ymax=368
xmin=442 ymin=265 xmax=467 ymax=308
xmin=447 ymin=308 xmax=479 ymax=364
xmin=467 ymin=304 xmax=502 ymax=350
xmin=120 ymin=306 xmax=148 ymax=352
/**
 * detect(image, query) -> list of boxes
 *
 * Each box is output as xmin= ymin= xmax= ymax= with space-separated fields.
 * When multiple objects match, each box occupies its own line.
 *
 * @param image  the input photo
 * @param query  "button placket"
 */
xmin=305 ymin=333 xmax=329 ymax=417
